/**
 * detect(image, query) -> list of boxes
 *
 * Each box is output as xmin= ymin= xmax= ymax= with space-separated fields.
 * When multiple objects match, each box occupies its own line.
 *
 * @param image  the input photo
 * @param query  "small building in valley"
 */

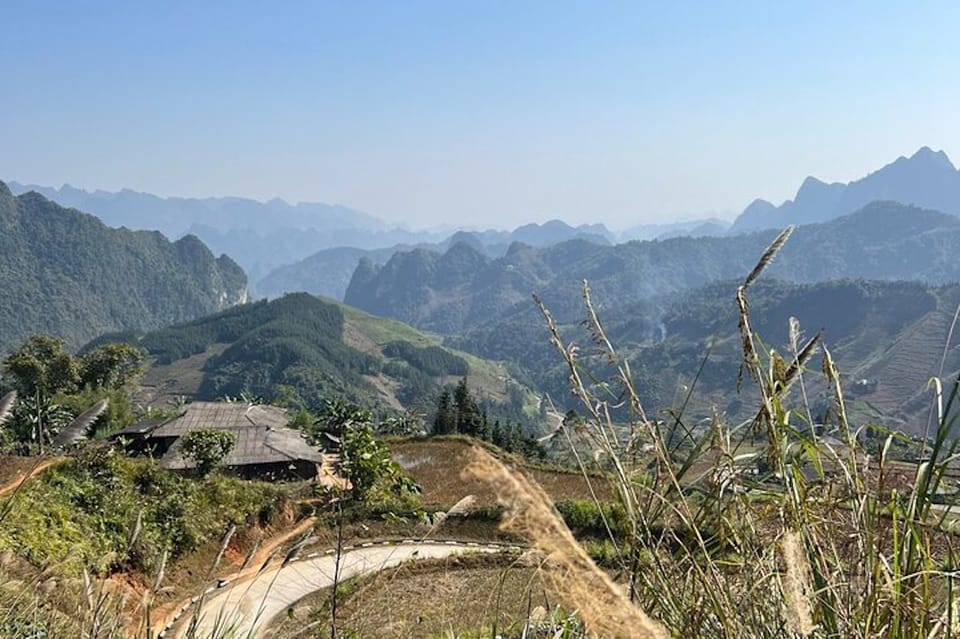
xmin=117 ymin=401 xmax=330 ymax=481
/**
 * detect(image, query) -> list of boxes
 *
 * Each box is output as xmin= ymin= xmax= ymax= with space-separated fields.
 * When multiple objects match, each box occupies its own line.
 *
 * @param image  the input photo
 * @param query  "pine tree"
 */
xmin=433 ymin=390 xmax=456 ymax=434
xmin=491 ymin=420 xmax=505 ymax=449
xmin=453 ymin=377 xmax=484 ymax=437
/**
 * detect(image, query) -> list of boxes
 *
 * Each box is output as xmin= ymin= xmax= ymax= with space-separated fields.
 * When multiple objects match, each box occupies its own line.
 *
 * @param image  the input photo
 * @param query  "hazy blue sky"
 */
xmin=2 ymin=1 xmax=958 ymax=229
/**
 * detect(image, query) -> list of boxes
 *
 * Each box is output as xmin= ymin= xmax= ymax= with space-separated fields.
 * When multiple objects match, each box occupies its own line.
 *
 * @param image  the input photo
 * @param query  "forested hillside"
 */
xmin=449 ymin=278 xmax=960 ymax=436
xmin=97 ymin=293 xmax=535 ymax=415
xmin=0 ymin=182 xmax=247 ymax=354
xmin=346 ymin=202 xmax=960 ymax=333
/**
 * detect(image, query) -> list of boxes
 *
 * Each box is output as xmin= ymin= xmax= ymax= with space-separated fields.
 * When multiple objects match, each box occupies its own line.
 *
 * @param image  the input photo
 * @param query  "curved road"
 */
xmin=163 ymin=540 xmax=516 ymax=639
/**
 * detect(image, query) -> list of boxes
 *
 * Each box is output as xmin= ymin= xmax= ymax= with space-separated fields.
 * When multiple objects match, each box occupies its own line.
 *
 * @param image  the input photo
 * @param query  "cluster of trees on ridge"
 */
xmin=433 ymin=378 xmax=546 ymax=459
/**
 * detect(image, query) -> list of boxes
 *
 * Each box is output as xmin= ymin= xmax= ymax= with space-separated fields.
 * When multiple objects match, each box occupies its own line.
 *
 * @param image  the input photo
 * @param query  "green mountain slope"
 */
xmin=106 ymin=293 xmax=535 ymax=415
xmin=451 ymin=278 xmax=960 ymax=437
xmin=0 ymin=181 xmax=247 ymax=354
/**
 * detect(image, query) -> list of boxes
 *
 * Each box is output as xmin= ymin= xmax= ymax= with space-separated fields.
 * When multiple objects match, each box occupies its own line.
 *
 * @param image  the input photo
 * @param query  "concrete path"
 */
xmin=163 ymin=540 xmax=514 ymax=639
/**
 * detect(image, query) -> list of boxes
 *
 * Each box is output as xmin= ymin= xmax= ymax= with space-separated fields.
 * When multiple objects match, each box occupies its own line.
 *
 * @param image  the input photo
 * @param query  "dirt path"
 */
xmin=162 ymin=540 xmax=517 ymax=639
xmin=148 ymin=516 xmax=318 ymax=637
xmin=0 ymin=456 xmax=65 ymax=498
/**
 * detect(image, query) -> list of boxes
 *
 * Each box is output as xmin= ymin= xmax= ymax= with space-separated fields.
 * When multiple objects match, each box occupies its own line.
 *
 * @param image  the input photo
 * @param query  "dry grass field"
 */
xmin=389 ymin=437 xmax=613 ymax=508
xmin=268 ymin=553 xmax=567 ymax=639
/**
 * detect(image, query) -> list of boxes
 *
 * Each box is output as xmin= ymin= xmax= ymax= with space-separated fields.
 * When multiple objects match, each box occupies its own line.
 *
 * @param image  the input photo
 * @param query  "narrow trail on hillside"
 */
xmin=162 ymin=540 xmax=518 ymax=639
xmin=0 ymin=456 xmax=66 ymax=498
xmin=148 ymin=516 xmax=318 ymax=638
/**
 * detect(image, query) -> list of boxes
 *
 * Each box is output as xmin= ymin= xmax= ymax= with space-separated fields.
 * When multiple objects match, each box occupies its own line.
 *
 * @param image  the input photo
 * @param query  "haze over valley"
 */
xmin=4 ymin=3 xmax=960 ymax=638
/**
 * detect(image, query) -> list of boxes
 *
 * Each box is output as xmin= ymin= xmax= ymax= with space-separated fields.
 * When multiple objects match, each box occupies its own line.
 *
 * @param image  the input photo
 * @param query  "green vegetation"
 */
xmin=433 ymin=378 xmax=545 ymax=459
xmin=346 ymin=201 xmax=960 ymax=336
xmin=0 ymin=181 xmax=247 ymax=354
xmin=454 ymin=277 xmax=960 ymax=437
xmin=309 ymin=398 xmax=420 ymax=503
xmin=0 ymin=447 xmax=285 ymax=574
xmin=1 ymin=335 xmax=143 ymax=450
xmin=487 ymin=230 xmax=960 ymax=637
xmin=117 ymin=293 xmax=537 ymax=417
xmin=381 ymin=341 xmax=468 ymax=377
xmin=180 ymin=428 xmax=237 ymax=477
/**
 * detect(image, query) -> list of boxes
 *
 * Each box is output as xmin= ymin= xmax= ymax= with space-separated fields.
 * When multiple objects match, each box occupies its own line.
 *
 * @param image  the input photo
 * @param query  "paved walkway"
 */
xmin=163 ymin=540 xmax=513 ymax=638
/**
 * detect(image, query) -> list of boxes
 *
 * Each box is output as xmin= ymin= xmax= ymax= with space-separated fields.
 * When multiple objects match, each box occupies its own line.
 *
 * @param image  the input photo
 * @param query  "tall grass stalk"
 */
xmin=516 ymin=226 xmax=960 ymax=637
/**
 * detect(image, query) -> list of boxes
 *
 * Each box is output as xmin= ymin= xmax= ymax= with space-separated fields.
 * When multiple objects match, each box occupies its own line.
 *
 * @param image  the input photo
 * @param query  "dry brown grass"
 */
xmin=268 ymin=553 xmax=564 ymax=638
xmin=390 ymin=437 xmax=613 ymax=508
xmin=463 ymin=445 xmax=668 ymax=639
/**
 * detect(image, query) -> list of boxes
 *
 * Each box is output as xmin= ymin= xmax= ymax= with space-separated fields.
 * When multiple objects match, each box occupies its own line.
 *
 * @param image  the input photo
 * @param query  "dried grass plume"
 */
xmin=462 ymin=445 xmax=668 ymax=639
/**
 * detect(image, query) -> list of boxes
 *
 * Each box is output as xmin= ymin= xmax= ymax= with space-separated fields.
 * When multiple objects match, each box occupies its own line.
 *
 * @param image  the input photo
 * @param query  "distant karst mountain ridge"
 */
xmin=255 ymin=219 xmax=616 ymax=300
xmin=732 ymin=146 xmax=960 ymax=232
xmin=345 ymin=201 xmax=960 ymax=334
xmin=0 ymin=180 xmax=247 ymax=353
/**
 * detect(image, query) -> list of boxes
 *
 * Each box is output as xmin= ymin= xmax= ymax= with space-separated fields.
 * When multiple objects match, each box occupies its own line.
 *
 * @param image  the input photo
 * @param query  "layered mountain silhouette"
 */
xmin=254 ymin=220 xmax=614 ymax=300
xmin=5 ymin=181 xmax=387 ymax=239
xmin=3 ymin=181 xmax=410 ymax=279
xmin=0 ymin=181 xmax=247 ymax=353
xmin=732 ymin=147 xmax=960 ymax=232
xmin=345 ymin=201 xmax=960 ymax=334
xmin=6 ymin=181 xmax=622 ymax=281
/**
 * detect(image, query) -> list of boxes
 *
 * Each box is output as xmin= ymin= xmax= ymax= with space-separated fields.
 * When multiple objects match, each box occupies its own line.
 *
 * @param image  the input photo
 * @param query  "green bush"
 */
xmin=179 ymin=428 xmax=237 ymax=477
xmin=555 ymin=499 xmax=627 ymax=536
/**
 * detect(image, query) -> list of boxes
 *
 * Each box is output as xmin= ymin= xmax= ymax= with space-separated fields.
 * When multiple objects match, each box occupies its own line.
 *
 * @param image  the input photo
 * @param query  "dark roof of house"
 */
xmin=130 ymin=401 xmax=323 ymax=470
xmin=114 ymin=418 xmax=170 ymax=437
xmin=151 ymin=402 xmax=289 ymax=437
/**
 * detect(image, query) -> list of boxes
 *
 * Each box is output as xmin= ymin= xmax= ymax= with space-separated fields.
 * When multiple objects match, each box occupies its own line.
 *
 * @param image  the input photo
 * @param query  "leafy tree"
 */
xmin=78 ymin=343 xmax=144 ymax=389
xmin=179 ymin=428 xmax=236 ymax=477
xmin=308 ymin=397 xmax=373 ymax=447
xmin=9 ymin=392 xmax=72 ymax=452
xmin=2 ymin=336 xmax=144 ymax=450
xmin=377 ymin=412 xmax=426 ymax=436
xmin=307 ymin=397 xmax=419 ymax=500
xmin=3 ymin=335 xmax=80 ymax=396
xmin=339 ymin=421 xmax=417 ymax=500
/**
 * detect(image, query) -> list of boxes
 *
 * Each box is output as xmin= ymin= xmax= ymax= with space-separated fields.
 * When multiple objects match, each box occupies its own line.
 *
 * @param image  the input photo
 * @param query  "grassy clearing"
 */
xmin=342 ymin=301 xmax=537 ymax=408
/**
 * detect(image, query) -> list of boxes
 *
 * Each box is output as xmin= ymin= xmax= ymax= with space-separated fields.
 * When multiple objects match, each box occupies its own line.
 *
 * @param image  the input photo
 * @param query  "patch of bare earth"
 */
xmin=361 ymin=374 xmax=404 ymax=410
xmin=0 ymin=455 xmax=46 ymax=490
xmin=135 ymin=344 xmax=229 ymax=408
xmin=342 ymin=321 xmax=382 ymax=354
